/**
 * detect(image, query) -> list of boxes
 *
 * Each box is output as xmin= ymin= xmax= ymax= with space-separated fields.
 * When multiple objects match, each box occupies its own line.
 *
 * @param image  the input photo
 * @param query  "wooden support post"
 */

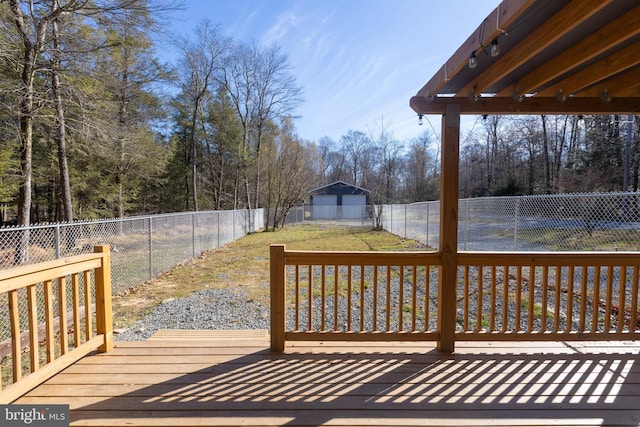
xmin=94 ymin=245 xmax=113 ymax=353
xmin=270 ymin=244 xmax=286 ymax=352
xmin=438 ymin=104 xmax=460 ymax=353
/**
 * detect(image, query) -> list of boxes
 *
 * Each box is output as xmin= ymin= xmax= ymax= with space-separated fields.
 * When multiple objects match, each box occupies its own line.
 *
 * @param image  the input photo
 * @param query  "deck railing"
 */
xmin=270 ymin=245 xmax=442 ymax=351
xmin=456 ymin=252 xmax=640 ymax=340
xmin=270 ymin=245 xmax=640 ymax=351
xmin=0 ymin=245 xmax=113 ymax=403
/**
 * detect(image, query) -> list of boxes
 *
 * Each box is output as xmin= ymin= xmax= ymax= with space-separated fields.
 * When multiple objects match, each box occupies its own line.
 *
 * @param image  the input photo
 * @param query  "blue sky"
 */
xmin=169 ymin=1 xmax=501 ymax=144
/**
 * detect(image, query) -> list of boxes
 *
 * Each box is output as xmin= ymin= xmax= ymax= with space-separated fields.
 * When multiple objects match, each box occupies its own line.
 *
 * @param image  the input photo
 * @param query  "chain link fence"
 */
xmin=382 ymin=192 xmax=640 ymax=251
xmin=278 ymin=192 xmax=640 ymax=252
xmin=0 ymin=209 xmax=264 ymax=295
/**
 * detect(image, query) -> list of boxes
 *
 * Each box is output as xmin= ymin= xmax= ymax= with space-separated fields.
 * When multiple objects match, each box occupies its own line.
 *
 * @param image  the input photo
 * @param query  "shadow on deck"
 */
xmin=15 ymin=331 xmax=640 ymax=426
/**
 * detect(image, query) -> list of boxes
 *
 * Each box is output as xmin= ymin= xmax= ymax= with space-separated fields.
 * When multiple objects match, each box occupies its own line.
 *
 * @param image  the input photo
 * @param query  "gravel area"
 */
xmin=114 ymin=288 xmax=271 ymax=341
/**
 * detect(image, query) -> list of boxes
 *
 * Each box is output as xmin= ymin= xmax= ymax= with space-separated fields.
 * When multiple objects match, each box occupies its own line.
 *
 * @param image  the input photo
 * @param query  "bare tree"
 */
xmin=175 ymin=20 xmax=227 ymax=212
xmin=218 ymin=40 xmax=302 ymax=211
xmin=50 ymin=9 xmax=73 ymax=222
xmin=341 ymin=130 xmax=370 ymax=186
xmin=263 ymin=117 xmax=317 ymax=230
xmin=406 ymin=131 xmax=438 ymax=201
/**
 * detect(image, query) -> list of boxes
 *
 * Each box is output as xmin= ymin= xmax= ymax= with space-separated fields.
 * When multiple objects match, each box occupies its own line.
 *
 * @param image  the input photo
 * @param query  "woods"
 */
xmin=1 ymin=1 xmax=639 ymax=230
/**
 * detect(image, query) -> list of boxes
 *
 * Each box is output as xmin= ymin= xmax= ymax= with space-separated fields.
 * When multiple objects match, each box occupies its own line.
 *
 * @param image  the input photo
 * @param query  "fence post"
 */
xmin=55 ymin=224 xmax=61 ymax=259
xmin=192 ymin=212 xmax=196 ymax=258
xmin=426 ymin=203 xmax=430 ymax=245
xmin=404 ymin=205 xmax=407 ymax=239
xmin=514 ymin=198 xmax=520 ymax=250
xmin=148 ymin=217 xmax=153 ymax=280
xmin=270 ymin=244 xmax=286 ymax=352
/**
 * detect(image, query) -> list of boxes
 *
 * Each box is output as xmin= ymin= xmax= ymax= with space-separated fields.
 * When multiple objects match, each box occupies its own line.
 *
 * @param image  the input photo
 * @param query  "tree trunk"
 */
xmin=15 ymin=34 xmax=37 ymax=264
xmin=51 ymin=17 xmax=73 ymax=222
xmin=540 ymin=115 xmax=552 ymax=194
xmin=189 ymin=105 xmax=199 ymax=212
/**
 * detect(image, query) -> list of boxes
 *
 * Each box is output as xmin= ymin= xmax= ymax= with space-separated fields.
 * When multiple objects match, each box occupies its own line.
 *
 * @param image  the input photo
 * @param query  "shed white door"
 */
xmin=312 ymin=195 xmax=337 ymax=219
xmin=342 ymin=195 xmax=367 ymax=219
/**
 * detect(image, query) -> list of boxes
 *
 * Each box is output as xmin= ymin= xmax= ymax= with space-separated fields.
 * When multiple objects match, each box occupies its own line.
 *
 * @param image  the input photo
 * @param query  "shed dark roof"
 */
xmin=309 ymin=181 xmax=371 ymax=194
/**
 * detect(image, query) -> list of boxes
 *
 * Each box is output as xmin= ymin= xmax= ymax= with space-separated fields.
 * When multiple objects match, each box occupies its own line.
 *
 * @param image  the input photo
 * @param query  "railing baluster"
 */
xmin=294 ymin=265 xmax=299 ymax=331
xmin=308 ymin=265 xmax=312 ymax=331
xmin=72 ymin=273 xmax=81 ymax=347
xmin=373 ymin=266 xmax=378 ymax=331
xmin=632 ymin=266 xmax=639 ymax=332
xmin=321 ymin=265 xmax=326 ymax=331
xmin=618 ymin=266 xmax=627 ymax=333
xmin=425 ymin=265 xmax=431 ymax=332
xmin=566 ymin=266 xmax=575 ymax=333
xmin=333 ymin=264 xmax=338 ymax=332
xmin=477 ymin=266 xmax=483 ymax=332
xmin=360 ymin=265 xmax=365 ymax=332
xmin=605 ymin=265 xmax=614 ymax=331
xmin=593 ymin=266 xmax=601 ymax=333
xmin=9 ymin=290 xmax=21 ymax=383
xmin=412 ymin=265 xmax=417 ymax=332
xmin=490 ymin=265 xmax=496 ymax=332
xmin=58 ymin=277 xmax=68 ymax=355
xmin=83 ymin=271 xmax=92 ymax=340
xmin=541 ymin=266 xmax=548 ymax=333
xmin=463 ymin=265 xmax=469 ymax=331
xmin=579 ymin=266 xmax=588 ymax=332
xmin=27 ymin=285 xmax=39 ymax=372
xmin=528 ymin=265 xmax=535 ymax=333
xmin=502 ymin=265 xmax=509 ymax=333
xmin=386 ymin=266 xmax=391 ymax=331
xmin=554 ymin=265 xmax=561 ymax=333
xmin=44 ymin=280 xmax=55 ymax=363
xmin=347 ymin=265 xmax=352 ymax=331
xmin=515 ymin=266 xmax=522 ymax=332
xmin=398 ymin=266 xmax=404 ymax=331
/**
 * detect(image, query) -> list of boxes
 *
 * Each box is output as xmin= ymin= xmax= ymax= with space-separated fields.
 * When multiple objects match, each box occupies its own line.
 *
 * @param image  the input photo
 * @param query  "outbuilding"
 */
xmin=309 ymin=181 xmax=371 ymax=219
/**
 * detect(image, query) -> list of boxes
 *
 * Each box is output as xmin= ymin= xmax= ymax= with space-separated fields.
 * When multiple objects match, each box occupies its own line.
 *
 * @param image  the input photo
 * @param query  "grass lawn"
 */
xmin=112 ymin=224 xmax=428 ymax=330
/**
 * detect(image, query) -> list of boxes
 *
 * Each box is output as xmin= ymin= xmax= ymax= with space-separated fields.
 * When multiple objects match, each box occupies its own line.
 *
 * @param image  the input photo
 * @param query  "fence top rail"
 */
xmin=0 ymin=208 xmax=264 ymax=231
xmin=0 ymin=250 xmax=108 ymax=294
xmin=459 ymin=250 xmax=640 ymax=266
xmin=280 ymin=248 xmax=441 ymax=266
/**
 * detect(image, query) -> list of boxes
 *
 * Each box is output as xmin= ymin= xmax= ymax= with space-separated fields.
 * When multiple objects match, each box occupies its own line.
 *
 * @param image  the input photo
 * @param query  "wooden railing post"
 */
xmin=438 ymin=104 xmax=460 ymax=353
xmin=270 ymin=244 xmax=286 ymax=352
xmin=94 ymin=245 xmax=113 ymax=353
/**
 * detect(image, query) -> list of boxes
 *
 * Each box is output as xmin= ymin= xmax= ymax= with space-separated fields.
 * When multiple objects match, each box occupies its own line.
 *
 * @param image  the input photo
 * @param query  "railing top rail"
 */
xmin=0 ymin=250 xmax=107 ymax=293
xmin=459 ymin=250 xmax=640 ymax=266
xmin=281 ymin=248 xmax=441 ymax=266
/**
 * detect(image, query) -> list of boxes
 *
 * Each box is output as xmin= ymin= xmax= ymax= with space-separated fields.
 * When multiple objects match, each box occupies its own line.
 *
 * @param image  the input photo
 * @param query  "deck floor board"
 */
xmin=11 ymin=331 xmax=640 ymax=426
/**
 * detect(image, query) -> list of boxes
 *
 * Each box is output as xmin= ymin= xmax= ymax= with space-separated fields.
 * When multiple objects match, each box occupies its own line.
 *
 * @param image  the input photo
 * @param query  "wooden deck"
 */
xmin=12 ymin=330 xmax=640 ymax=426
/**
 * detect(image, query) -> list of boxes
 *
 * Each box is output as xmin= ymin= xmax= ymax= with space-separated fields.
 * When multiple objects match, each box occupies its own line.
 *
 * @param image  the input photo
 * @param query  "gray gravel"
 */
xmin=114 ymin=287 xmax=271 ymax=341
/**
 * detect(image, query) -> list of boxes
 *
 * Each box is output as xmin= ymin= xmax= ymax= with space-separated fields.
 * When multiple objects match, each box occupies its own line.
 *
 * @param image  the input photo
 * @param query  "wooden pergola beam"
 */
xmin=416 ymin=0 xmax=535 ymax=98
xmin=410 ymin=96 xmax=640 ymax=116
xmin=457 ymin=0 xmax=612 ymax=98
xmin=498 ymin=4 xmax=640 ymax=97
xmin=577 ymin=71 xmax=640 ymax=98
xmin=536 ymin=41 xmax=640 ymax=98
